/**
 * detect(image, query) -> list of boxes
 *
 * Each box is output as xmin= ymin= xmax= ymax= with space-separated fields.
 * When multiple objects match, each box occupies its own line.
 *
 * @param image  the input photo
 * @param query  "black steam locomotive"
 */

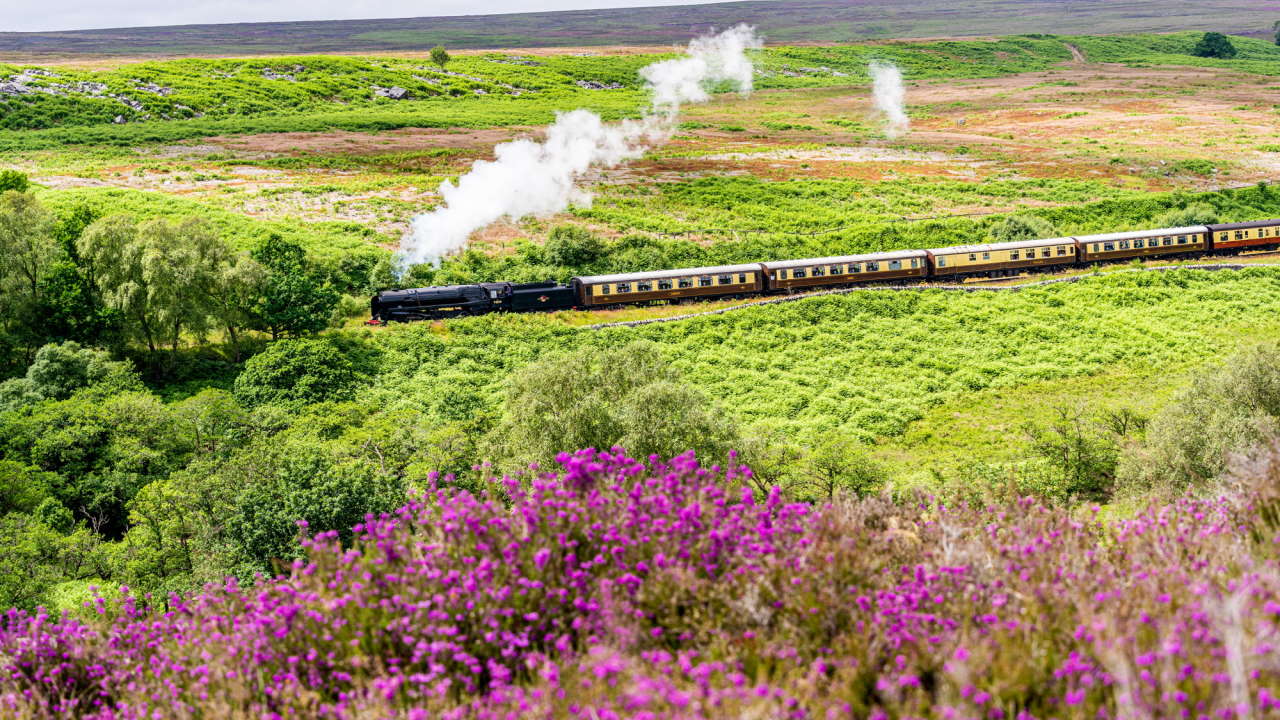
xmin=369 ymin=281 xmax=578 ymax=322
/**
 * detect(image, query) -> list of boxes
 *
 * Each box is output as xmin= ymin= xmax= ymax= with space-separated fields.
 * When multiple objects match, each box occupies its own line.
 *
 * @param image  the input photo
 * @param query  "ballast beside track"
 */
xmin=581 ymin=263 xmax=1280 ymax=331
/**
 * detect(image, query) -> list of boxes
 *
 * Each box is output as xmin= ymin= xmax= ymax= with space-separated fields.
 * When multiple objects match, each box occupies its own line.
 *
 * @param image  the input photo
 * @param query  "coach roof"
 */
xmin=763 ymin=249 xmax=927 ymax=270
xmin=927 ymin=237 xmax=1076 ymax=256
xmin=1206 ymin=219 xmax=1280 ymax=231
xmin=575 ymin=263 xmax=764 ymax=285
xmin=1075 ymin=225 xmax=1209 ymax=243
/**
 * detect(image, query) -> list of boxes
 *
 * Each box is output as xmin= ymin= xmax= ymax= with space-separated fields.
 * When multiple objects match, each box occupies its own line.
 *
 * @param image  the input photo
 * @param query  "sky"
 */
xmin=6 ymin=0 xmax=730 ymax=32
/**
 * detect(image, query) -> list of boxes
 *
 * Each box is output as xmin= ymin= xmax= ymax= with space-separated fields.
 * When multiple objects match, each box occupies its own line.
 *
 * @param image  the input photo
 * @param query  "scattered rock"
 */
xmin=110 ymin=94 xmax=145 ymax=112
xmin=473 ymin=88 xmax=487 ymax=95
xmin=797 ymin=66 xmax=848 ymax=77
xmin=576 ymin=80 xmax=625 ymax=90
xmin=113 ymin=115 xmax=126 ymax=124
xmin=492 ymin=56 xmax=542 ymax=67
xmin=261 ymin=67 xmax=302 ymax=82
xmin=134 ymin=81 xmax=174 ymax=96
xmin=372 ymin=85 xmax=411 ymax=100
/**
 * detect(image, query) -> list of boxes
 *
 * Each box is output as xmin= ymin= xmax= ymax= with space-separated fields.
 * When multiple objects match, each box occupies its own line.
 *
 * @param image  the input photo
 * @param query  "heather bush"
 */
xmin=3 ymin=445 xmax=1280 ymax=718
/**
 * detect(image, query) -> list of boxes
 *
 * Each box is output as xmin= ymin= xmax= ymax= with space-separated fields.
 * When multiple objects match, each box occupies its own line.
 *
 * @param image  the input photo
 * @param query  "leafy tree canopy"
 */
xmin=233 ymin=337 xmax=364 ymax=408
xmin=251 ymin=234 xmax=338 ymax=340
xmin=1192 ymin=32 xmax=1237 ymax=59
xmin=430 ymin=45 xmax=451 ymax=69
xmin=0 ymin=170 xmax=28 ymax=194
xmin=484 ymin=341 xmax=739 ymax=471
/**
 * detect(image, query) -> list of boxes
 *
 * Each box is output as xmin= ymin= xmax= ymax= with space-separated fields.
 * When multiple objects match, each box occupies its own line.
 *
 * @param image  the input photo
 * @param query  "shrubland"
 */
xmin=5 ymin=264 xmax=1280 ymax=611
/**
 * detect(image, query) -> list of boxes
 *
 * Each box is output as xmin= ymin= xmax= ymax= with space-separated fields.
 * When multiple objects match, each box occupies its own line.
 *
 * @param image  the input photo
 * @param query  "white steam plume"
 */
xmin=869 ymin=60 xmax=909 ymax=139
xmin=401 ymin=25 xmax=763 ymax=267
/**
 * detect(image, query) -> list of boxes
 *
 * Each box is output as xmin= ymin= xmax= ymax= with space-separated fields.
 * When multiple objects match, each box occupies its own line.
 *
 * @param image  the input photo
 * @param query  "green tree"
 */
xmin=0 ymin=170 xmax=28 ymax=193
xmin=1 ymin=389 xmax=187 ymax=539
xmin=34 ymin=204 xmax=120 ymax=348
xmin=1192 ymin=32 xmax=1237 ymax=59
xmin=430 ymin=45 xmax=452 ymax=70
xmin=79 ymin=215 xmax=235 ymax=357
xmin=1120 ymin=343 xmax=1280 ymax=494
xmin=545 ymin=225 xmax=608 ymax=269
xmin=0 ymin=341 xmax=140 ymax=413
xmin=485 ymin=341 xmax=738 ymax=470
xmin=1273 ymin=20 xmax=1280 ymax=46
xmin=1153 ymin=202 xmax=1219 ymax=228
xmin=1021 ymin=406 xmax=1122 ymax=503
xmin=24 ymin=341 xmax=139 ymax=401
xmin=0 ymin=191 xmax=57 ymax=360
xmin=0 ymin=460 xmax=54 ymax=515
xmin=795 ymin=434 xmax=886 ymax=501
xmin=250 ymin=234 xmax=338 ymax=340
xmin=233 ymin=337 xmax=361 ymax=408
xmin=209 ymin=254 xmax=266 ymax=361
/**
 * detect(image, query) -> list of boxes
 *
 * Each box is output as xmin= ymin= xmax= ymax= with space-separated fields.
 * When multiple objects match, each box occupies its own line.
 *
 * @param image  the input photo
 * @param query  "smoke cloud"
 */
xmin=401 ymin=24 xmax=762 ymax=267
xmin=869 ymin=60 xmax=908 ymax=139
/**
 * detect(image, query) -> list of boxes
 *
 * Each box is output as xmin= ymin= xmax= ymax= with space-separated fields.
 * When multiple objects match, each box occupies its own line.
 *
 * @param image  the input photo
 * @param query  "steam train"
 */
xmin=369 ymin=219 xmax=1280 ymax=323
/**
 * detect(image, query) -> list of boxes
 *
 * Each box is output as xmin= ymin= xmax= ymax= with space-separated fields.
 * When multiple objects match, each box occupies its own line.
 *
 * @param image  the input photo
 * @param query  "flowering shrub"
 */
xmin=3 ymin=446 xmax=1280 ymax=718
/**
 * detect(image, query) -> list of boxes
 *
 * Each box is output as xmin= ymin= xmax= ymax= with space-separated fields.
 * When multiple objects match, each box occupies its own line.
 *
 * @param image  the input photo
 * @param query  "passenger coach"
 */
xmin=763 ymin=250 xmax=928 ymax=291
xmin=573 ymin=264 xmax=764 ymax=307
xmin=1077 ymin=226 xmax=1208 ymax=263
xmin=1208 ymin=220 xmax=1280 ymax=253
xmin=927 ymin=237 xmax=1077 ymax=279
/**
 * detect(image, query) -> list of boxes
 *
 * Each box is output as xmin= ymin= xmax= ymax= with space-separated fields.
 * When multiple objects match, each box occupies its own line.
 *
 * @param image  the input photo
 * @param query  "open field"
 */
xmin=0 ymin=0 xmax=1274 ymax=58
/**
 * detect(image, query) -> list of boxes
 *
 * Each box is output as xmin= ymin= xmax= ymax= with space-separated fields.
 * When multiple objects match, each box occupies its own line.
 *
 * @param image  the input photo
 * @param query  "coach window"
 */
xmin=717 ymin=274 xmax=732 ymax=285
xmin=935 ymin=257 xmax=946 ymax=268
xmin=812 ymin=266 xmax=826 ymax=277
xmin=678 ymin=277 xmax=693 ymax=288
xmin=889 ymin=260 xmax=902 ymax=270
xmin=638 ymin=281 xmax=653 ymax=292
xmin=982 ymin=252 xmax=990 ymax=261
xmin=867 ymin=261 xmax=880 ymax=271
xmin=830 ymin=264 xmax=843 ymax=275
xmin=1176 ymin=235 xmax=1186 ymax=244
xmin=1236 ymin=231 xmax=1245 ymax=241
xmin=1136 ymin=238 xmax=1146 ymax=249
xmin=1104 ymin=242 xmax=1115 ymax=251
xmin=1041 ymin=248 xmax=1051 ymax=258
xmin=738 ymin=273 xmax=747 ymax=283
xmin=1057 ymin=246 xmax=1068 ymax=255
xmin=969 ymin=253 xmax=977 ymax=262
xmin=910 ymin=258 xmax=919 ymax=268
xmin=793 ymin=268 xmax=807 ymax=279
xmin=849 ymin=263 xmax=862 ymax=273
xmin=658 ymin=279 xmax=672 ymax=290
xmin=616 ymin=282 xmax=631 ymax=293
xmin=1011 ymin=250 xmax=1020 ymax=260
xmin=699 ymin=276 xmax=714 ymax=287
